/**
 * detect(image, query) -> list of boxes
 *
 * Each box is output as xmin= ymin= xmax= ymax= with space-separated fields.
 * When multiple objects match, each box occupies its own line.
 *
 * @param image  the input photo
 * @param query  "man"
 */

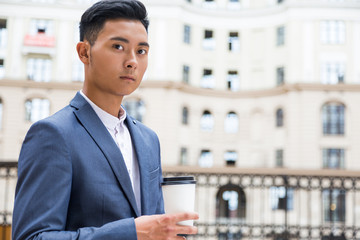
xmin=12 ymin=0 xmax=198 ymax=239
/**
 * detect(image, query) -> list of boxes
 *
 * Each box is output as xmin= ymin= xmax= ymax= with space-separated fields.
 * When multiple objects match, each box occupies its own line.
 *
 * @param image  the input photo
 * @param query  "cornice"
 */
xmin=1 ymin=79 xmax=359 ymax=98
xmin=145 ymin=0 xmax=360 ymax=20
xmin=0 ymin=79 xmax=82 ymax=91
xmin=163 ymin=165 xmax=360 ymax=178
xmin=140 ymin=80 xmax=360 ymax=99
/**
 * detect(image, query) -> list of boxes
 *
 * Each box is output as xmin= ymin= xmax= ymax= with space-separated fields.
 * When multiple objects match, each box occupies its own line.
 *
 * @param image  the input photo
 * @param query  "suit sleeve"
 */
xmin=155 ymin=136 xmax=165 ymax=215
xmin=12 ymin=120 xmax=137 ymax=240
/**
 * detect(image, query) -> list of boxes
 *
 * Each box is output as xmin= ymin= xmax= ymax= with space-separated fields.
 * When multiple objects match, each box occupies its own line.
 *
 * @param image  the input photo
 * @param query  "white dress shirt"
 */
xmin=80 ymin=91 xmax=141 ymax=213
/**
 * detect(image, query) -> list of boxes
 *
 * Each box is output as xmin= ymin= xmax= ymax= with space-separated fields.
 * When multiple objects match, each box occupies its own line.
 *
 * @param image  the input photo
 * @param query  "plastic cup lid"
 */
xmin=162 ymin=176 xmax=196 ymax=185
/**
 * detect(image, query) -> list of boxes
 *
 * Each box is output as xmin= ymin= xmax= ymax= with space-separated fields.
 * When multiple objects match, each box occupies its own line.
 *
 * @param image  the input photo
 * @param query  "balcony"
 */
xmin=22 ymin=33 xmax=56 ymax=56
xmin=1 ymin=162 xmax=360 ymax=240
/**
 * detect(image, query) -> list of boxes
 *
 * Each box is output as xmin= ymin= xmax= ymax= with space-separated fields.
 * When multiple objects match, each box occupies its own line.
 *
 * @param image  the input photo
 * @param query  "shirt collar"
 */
xmin=80 ymin=90 xmax=127 ymax=131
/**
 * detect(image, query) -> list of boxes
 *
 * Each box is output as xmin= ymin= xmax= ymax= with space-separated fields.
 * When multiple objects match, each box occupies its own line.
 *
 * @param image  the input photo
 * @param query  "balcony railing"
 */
xmin=164 ymin=166 xmax=360 ymax=240
xmin=0 ymin=161 xmax=17 ymax=240
xmin=1 ymin=162 xmax=360 ymax=240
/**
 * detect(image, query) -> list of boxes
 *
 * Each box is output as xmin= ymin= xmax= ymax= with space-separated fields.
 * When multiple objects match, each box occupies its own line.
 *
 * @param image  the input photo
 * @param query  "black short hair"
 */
xmin=79 ymin=0 xmax=149 ymax=45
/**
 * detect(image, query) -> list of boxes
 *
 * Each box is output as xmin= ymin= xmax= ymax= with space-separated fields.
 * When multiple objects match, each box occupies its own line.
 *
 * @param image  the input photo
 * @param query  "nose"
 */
xmin=124 ymin=51 xmax=137 ymax=69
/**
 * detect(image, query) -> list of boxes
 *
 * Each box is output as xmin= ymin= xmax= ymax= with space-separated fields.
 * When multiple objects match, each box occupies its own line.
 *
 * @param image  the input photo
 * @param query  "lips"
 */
xmin=120 ymin=75 xmax=136 ymax=81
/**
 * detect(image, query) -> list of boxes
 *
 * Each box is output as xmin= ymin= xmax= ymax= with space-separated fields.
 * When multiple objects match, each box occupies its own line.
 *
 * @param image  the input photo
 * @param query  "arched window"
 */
xmin=322 ymin=102 xmax=345 ymax=135
xmin=0 ymin=98 xmax=3 ymax=129
xmin=182 ymin=107 xmax=188 ymax=125
xmin=200 ymin=110 xmax=214 ymax=131
xmin=25 ymin=98 xmax=50 ymax=123
xmin=123 ymin=99 xmax=146 ymax=122
xmin=224 ymin=111 xmax=238 ymax=133
xmin=216 ymin=184 xmax=246 ymax=222
xmin=276 ymin=108 xmax=283 ymax=127
xmin=199 ymin=149 xmax=213 ymax=167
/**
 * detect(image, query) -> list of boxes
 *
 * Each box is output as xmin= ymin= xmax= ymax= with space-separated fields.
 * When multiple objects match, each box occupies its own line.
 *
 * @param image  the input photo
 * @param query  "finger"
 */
xmin=175 ymin=235 xmax=186 ymax=240
xmin=172 ymin=212 xmax=199 ymax=223
xmin=176 ymin=226 xmax=198 ymax=235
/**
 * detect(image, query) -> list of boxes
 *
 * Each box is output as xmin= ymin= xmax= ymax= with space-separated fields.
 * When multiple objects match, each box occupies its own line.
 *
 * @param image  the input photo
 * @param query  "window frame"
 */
xmin=276 ymin=67 xmax=285 ymax=85
xmin=183 ymin=25 xmax=191 ymax=44
xmin=276 ymin=26 xmax=285 ymax=46
xmin=323 ymin=148 xmax=345 ymax=169
xmin=200 ymin=110 xmax=214 ymax=131
xmin=25 ymin=98 xmax=50 ymax=123
xmin=322 ymin=103 xmax=345 ymax=135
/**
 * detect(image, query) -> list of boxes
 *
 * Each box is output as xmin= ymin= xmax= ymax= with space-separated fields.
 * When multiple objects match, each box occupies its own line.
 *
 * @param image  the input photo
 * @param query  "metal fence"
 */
xmin=164 ymin=166 xmax=360 ymax=240
xmin=0 ymin=162 xmax=17 ymax=240
xmin=1 ymin=162 xmax=360 ymax=240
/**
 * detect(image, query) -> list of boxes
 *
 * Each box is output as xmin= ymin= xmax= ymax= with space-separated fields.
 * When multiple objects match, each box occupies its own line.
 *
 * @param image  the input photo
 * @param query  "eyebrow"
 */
xmin=110 ymin=37 xmax=149 ymax=47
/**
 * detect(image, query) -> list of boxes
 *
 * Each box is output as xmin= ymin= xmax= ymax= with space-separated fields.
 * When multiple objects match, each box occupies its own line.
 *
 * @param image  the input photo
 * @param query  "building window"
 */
xmin=201 ymin=69 xmax=215 ymax=88
xmin=199 ymin=149 xmax=213 ymax=167
xmin=203 ymin=0 xmax=217 ymax=8
xmin=323 ymin=149 xmax=345 ymax=169
xmin=200 ymin=110 xmax=214 ymax=131
xmin=276 ymin=26 xmax=285 ymax=46
xmin=182 ymin=65 xmax=190 ymax=84
xmin=180 ymin=147 xmax=188 ymax=165
xmin=0 ymin=59 xmax=4 ymax=79
xmin=27 ymin=58 xmax=52 ymax=82
xmin=203 ymin=30 xmax=215 ymax=50
xmin=25 ymin=98 xmax=50 ymax=123
xmin=270 ymin=186 xmax=293 ymax=210
xmin=0 ymin=98 xmax=3 ymax=130
xmin=216 ymin=184 xmax=246 ymax=221
xmin=0 ymin=19 xmax=7 ymax=48
xmin=227 ymin=0 xmax=241 ymax=10
xmin=184 ymin=25 xmax=191 ymax=44
xmin=321 ymin=20 xmax=345 ymax=44
xmin=322 ymin=103 xmax=345 ymax=135
xmin=228 ymin=32 xmax=240 ymax=52
xmin=182 ymin=107 xmax=189 ymax=125
xmin=321 ymin=62 xmax=345 ymax=84
xmin=276 ymin=67 xmax=285 ymax=85
xmin=123 ymin=99 xmax=145 ymax=122
xmin=76 ymin=0 xmax=99 ymax=3
xmin=275 ymin=149 xmax=284 ymax=167
xmin=72 ymin=59 xmax=84 ymax=82
xmin=29 ymin=19 xmax=54 ymax=36
xmin=30 ymin=0 xmax=56 ymax=3
xmin=227 ymin=71 xmax=239 ymax=91
xmin=224 ymin=151 xmax=237 ymax=166
xmin=216 ymin=184 xmax=245 ymax=238
xmin=276 ymin=108 xmax=284 ymax=127
xmin=224 ymin=111 xmax=238 ymax=133
xmin=322 ymin=189 xmax=346 ymax=222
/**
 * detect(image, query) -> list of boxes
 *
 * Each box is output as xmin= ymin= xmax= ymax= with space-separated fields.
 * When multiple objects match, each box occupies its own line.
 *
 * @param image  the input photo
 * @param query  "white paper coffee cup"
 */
xmin=161 ymin=176 xmax=196 ymax=226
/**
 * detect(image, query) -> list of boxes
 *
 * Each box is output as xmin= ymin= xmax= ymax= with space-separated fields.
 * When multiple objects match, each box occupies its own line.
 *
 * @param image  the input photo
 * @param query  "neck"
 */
xmin=82 ymin=88 xmax=123 ymax=118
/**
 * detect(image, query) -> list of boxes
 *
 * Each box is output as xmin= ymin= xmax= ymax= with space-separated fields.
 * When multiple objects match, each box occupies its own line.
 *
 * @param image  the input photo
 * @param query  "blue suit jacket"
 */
xmin=12 ymin=92 xmax=164 ymax=240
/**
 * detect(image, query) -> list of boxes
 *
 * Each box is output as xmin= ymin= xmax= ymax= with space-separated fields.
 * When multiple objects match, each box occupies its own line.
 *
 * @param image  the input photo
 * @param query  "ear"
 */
xmin=76 ymin=41 xmax=90 ymax=64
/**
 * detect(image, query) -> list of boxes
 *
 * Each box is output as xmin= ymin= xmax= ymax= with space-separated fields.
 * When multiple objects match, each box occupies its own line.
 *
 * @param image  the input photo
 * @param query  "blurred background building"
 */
xmin=1 ymin=0 xmax=360 ymax=239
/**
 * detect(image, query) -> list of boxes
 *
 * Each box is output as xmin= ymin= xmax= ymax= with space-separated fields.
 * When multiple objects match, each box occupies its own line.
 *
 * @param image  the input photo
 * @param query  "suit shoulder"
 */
xmin=127 ymin=116 xmax=158 ymax=138
xmin=28 ymin=105 xmax=75 ymax=133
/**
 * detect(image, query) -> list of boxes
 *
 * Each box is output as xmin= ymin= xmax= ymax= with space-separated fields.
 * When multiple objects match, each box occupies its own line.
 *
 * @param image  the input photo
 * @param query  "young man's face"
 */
xmin=83 ymin=19 xmax=149 ymax=100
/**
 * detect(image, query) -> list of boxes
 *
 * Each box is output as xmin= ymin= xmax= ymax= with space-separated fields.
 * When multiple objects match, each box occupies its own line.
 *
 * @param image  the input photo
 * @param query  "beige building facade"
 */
xmin=0 ymin=0 xmax=360 ymax=170
xmin=1 ymin=0 xmax=360 ymax=239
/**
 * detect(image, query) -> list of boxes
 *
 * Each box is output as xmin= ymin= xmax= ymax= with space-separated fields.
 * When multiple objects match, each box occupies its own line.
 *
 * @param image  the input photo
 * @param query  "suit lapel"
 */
xmin=125 ymin=116 xmax=152 ymax=215
xmin=70 ymin=92 xmax=140 ymax=217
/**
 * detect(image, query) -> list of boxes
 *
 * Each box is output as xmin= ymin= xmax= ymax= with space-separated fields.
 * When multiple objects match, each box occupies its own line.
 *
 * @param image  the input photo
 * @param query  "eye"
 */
xmin=138 ymin=49 xmax=147 ymax=55
xmin=113 ymin=44 xmax=124 ymax=50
